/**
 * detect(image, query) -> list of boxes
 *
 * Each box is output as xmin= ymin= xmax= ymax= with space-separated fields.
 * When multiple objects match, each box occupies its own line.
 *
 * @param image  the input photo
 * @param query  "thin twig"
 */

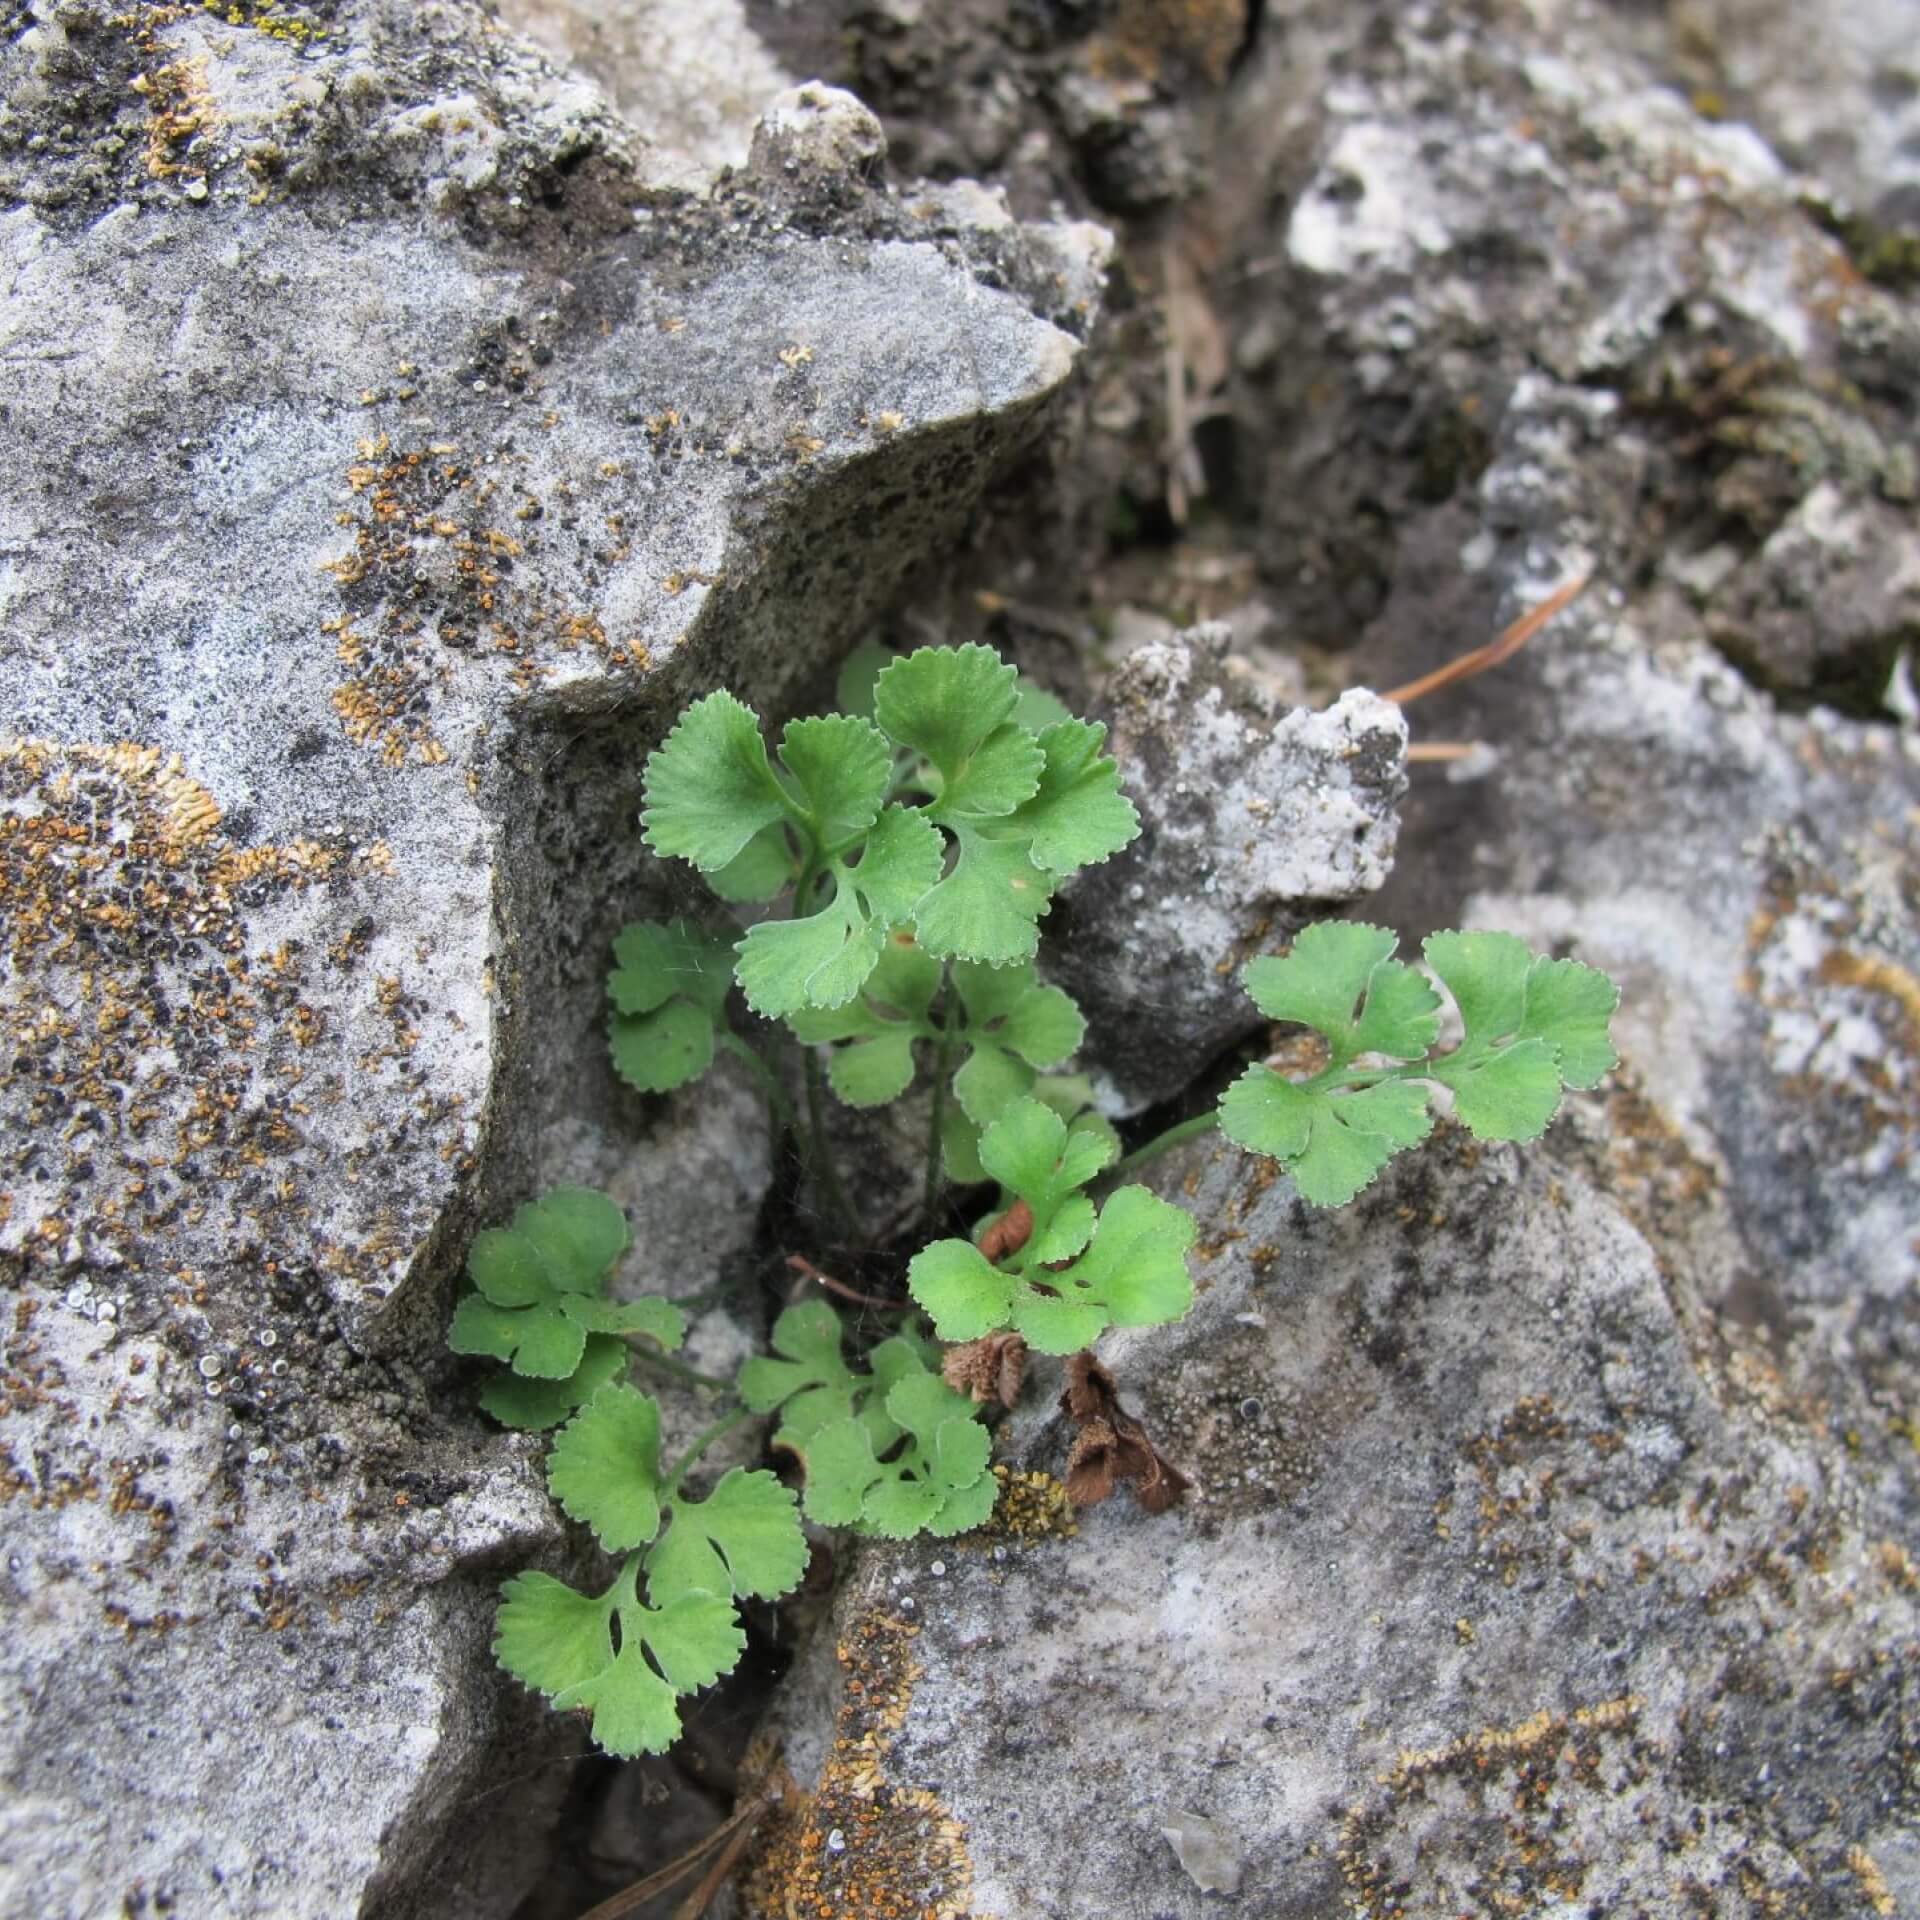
xmin=1161 ymin=236 xmax=1195 ymax=526
xmin=785 ymin=1252 xmax=906 ymax=1314
xmin=669 ymin=1794 xmax=777 ymax=1920
xmin=1405 ymin=741 xmax=1483 ymax=762
xmin=572 ymin=1793 xmax=775 ymax=1920
xmin=1382 ymin=573 xmax=1590 ymax=707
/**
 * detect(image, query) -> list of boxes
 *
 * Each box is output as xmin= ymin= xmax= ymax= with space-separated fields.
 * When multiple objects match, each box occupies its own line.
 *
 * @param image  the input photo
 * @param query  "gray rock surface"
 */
xmin=1056 ymin=625 xmax=1408 ymax=1112
xmin=495 ymin=0 xmax=792 ymax=189
xmin=1594 ymin=0 xmax=1920 ymax=224
xmin=738 ymin=3 xmax=1920 ymax=1915
xmin=0 ymin=3 xmax=1099 ymax=1913
xmin=756 ymin=1129 xmax=1920 ymax=1917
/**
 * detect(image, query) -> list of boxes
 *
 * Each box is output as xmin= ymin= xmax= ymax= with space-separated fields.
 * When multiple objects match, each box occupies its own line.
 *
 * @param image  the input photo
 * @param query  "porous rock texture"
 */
xmin=739 ymin=2 xmax=1920 ymax=1916
xmin=494 ymin=0 xmax=790 ymax=188
xmin=760 ymin=1129 xmax=1920 ymax=1918
xmin=0 ymin=3 xmax=1101 ymax=1913
xmin=1053 ymin=625 xmax=1407 ymax=1112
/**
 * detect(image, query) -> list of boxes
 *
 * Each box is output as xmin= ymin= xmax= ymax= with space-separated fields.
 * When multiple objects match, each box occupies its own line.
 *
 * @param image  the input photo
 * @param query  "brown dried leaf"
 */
xmin=1058 ymin=1352 xmax=1190 ymax=1514
xmin=1061 ymin=1350 xmax=1115 ymax=1421
xmin=977 ymin=1197 xmax=1034 ymax=1264
xmin=1064 ymin=1417 xmax=1122 ymax=1507
xmin=941 ymin=1332 xmax=1028 ymax=1409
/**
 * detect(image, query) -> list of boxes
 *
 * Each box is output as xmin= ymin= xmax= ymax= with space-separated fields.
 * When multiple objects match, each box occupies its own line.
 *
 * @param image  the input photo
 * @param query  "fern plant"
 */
xmin=449 ymin=638 xmax=1620 ymax=1759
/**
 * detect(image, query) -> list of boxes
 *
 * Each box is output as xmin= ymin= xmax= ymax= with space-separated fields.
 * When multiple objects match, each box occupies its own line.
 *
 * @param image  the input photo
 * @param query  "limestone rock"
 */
xmin=741 ymin=5 xmax=1920 ymax=1914
xmin=494 ymin=0 xmax=793 ymax=188
xmin=750 ymin=1131 xmax=1920 ymax=1916
xmin=0 ymin=3 xmax=1097 ymax=1912
xmin=747 ymin=82 xmax=888 ymax=205
xmin=1055 ymin=625 xmax=1407 ymax=1111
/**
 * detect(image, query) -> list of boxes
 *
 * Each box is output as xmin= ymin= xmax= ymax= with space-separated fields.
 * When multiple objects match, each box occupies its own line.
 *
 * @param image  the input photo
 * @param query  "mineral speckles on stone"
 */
xmin=768 ymin=1135 xmax=1920 ymax=1916
xmin=4 ymin=0 xmax=1105 ymax=1905
xmin=1337 ymin=1696 xmax=1662 ymax=1919
xmin=1052 ymin=626 xmax=1408 ymax=1108
xmin=324 ymin=434 xmax=643 ymax=766
xmin=1747 ymin=850 xmax=1919 ymax=1195
xmin=743 ymin=1608 xmax=982 ymax=1920
xmin=0 ymin=737 xmax=455 ymax=1297
xmin=10 ymin=0 xmax=631 ymax=225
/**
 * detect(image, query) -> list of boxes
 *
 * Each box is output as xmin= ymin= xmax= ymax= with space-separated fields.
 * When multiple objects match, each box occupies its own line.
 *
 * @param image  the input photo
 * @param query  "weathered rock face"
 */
xmin=1594 ymin=0 xmax=1920 ymax=226
xmin=1056 ymin=626 xmax=1407 ymax=1112
xmin=735 ymin=2 xmax=1920 ymax=1914
xmin=495 ymin=0 xmax=791 ymax=188
xmin=0 ymin=3 xmax=1100 ymax=1913
xmin=753 ymin=1130 xmax=1920 ymax=1918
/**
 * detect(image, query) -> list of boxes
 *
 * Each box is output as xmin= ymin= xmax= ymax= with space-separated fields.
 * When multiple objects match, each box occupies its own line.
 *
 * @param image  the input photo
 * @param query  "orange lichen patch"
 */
xmin=134 ymin=50 xmax=216 ymax=180
xmin=1337 ymin=1697 xmax=1645 ymax=1920
xmin=981 ymin=1465 xmax=1077 ymax=1543
xmin=0 ymin=738 xmax=394 ymax=1280
xmin=1848 ymin=1845 xmax=1897 ymax=1917
xmin=742 ymin=1610 xmax=986 ymax=1920
xmin=1876 ymin=1541 xmax=1920 ymax=1592
xmin=322 ymin=438 xmax=651 ymax=764
xmin=1743 ymin=858 xmax=1919 ymax=1175
xmin=1601 ymin=1070 xmax=1719 ymax=1223
xmin=1817 ymin=947 xmax=1920 ymax=1052
xmin=196 ymin=1 xmax=334 ymax=45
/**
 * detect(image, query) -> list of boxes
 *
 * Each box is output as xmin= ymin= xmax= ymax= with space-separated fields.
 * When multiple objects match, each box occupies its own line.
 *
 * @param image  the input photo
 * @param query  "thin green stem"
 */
xmin=803 ymin=1042 xmax=861 ymax=1240
xmin=923 ymin=966 xmax=956 ymax=1226
xmin=717 ymin=1030 xmax=798 ymax=1131
xmin=791 ymin=854 xmax=861 ymax=1243
xmin=661 ymin=1408 xmax=752 ymax=1501
xmin=763 ymin=1019 xmax=814 ymax=1187
xmin=1110 ymin=1110 xmax=1219 ymax=1180
xmin=665 ymin=1281 xmax=728 ymax=1311
xmin=624 ymin=1336 xmax=731 ymax=1395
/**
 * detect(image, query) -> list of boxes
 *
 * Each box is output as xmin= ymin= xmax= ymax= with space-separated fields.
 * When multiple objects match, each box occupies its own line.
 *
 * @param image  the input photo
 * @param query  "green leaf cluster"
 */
xmin=639 ymin=643 xmax=1139 ymax=1019
xmin=464 ymin=635 xmax=1629 ymax=1768
xmin=447 ymin=1188 xmax=685 ymax=1430
xmin=607 ymin=919 xmax=738 ymax=1094
xmin=1217 ymin=924 xmax=1620 ymax=1205
xmin=908 ymin=1097 xmax=1196 ymax=1355
xmin=788 ymin=935 xmax=1100 ymax=1176
xmin=606 ymin=646 xmax=1136 ymax=1201
xmin=494 ymin=1381 xmax=807 ymax=1757
xmin=738 ymin=1301 xmax=996 ymax=1537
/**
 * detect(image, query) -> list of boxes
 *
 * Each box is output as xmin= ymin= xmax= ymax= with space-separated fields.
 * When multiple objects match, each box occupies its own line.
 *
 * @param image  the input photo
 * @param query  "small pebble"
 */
xmin=930 ymin=1560 xmax=946 ymax=1578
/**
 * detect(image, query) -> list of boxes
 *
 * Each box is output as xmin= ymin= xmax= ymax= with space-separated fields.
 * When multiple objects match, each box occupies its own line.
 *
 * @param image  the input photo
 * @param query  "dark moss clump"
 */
xmin=1804 ymin=198 xmax=1920 ymax=293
